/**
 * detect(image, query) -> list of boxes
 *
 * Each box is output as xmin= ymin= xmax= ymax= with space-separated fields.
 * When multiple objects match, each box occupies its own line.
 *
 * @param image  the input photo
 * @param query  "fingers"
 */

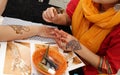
xmin=51 ymin=29 xmax=68 ymax=43
xmin=54 ymin=29 xmax=67 ymax=38
xmin=42 ymin=11 xmax=52 ymax=22
xmin=52 ymin=28 xmax=68 ymax=50
xmin=42 ymin=7 xmax=58 ymax=23
xmin=46 ymin=7 xmax=55 ymax=18
xmin=54 ymin=36 xmax=67 ymax=50
xmin=55 ymin=37 xmax=72 ymax=52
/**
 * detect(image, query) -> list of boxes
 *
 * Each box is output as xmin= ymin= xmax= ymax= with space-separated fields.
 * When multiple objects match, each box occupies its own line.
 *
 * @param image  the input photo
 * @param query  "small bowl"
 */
xmin=32 ymin=45 xmax=67 ymax=75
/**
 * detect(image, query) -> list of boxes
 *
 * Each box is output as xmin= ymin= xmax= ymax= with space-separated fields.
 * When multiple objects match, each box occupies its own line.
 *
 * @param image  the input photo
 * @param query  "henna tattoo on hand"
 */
xmin=66 ymin=40 xmax=81 ymax=51
xmin=10 ymin=25 xmax=30 ymax=34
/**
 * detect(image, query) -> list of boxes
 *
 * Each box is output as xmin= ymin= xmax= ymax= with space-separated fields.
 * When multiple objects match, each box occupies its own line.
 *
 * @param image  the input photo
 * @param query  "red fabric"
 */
xmin=66 ymin=0 xmax=79 ymax=19
xmin=84 ymin=25 xmax=120 ymax=75
xmin=66 ymin=0 xmax=120 ymax=74
xmin=98 ymin=25 xmax=120 ymax=73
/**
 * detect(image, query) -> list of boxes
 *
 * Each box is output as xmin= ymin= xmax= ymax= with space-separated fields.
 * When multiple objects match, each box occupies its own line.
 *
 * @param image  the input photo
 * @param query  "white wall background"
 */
xmin=49 ymin=0 xmax=70 ymax=8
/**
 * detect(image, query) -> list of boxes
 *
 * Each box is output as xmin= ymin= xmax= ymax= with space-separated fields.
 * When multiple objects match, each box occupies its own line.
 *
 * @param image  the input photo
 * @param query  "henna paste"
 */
xmin=66 ymin=40 xmax=81 ymax=51
xmin=10 ymin=25 xmax=30 ymax=34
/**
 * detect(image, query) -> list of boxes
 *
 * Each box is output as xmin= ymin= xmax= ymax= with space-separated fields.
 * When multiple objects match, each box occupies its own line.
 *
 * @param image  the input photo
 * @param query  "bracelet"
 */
xmin=98 ymin=57 xmax=103 ymax=73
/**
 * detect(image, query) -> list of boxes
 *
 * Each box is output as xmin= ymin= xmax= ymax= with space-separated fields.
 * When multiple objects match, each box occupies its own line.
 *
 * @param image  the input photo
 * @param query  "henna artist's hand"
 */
xmin=42 ymin=7 xmax=59 ymax=23
xmin=42 ymin=7 xmax=70 ymax=25
xmin=53 ymin=29 xmax=81 ymax=52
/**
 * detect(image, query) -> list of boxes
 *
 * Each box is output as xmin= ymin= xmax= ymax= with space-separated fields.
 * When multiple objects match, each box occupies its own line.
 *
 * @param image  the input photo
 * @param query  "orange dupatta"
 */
xmin=72 ymin=0 xmax=120 ymax=53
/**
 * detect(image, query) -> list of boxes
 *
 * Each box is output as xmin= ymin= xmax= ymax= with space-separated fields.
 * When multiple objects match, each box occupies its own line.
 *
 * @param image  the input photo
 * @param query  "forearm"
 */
xmin=0 ymin=25 xmax=39 ymax=41
xmin=0 ymin=0 xmax=7 ymax=15
xmin=74 ymin=43 xmax=100 ymax=68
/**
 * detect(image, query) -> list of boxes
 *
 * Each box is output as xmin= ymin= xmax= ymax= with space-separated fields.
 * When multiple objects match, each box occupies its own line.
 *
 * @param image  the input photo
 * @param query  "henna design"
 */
xmin=10 ymin=25 xmax=30 ymax=34
xmin=66 ymin=40 xmax=81 ymax=51
xmin=9 ymin=42 xmax=31 ymax=74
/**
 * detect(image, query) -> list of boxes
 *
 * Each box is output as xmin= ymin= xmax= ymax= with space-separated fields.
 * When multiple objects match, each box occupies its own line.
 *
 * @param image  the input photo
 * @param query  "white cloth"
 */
xmin=1 ymin=16 xmax=43 ymax=26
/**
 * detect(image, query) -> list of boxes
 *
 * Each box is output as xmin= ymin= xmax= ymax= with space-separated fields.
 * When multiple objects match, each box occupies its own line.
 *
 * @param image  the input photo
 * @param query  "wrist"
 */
xmin=31 ymin=26 xmax=40 ymax=36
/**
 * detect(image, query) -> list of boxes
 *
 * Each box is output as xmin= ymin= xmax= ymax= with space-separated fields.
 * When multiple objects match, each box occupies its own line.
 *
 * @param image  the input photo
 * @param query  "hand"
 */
xmin=42 ymin=7 xmax=65 ymax=25
xmin=42 ymin=7 xmax=58 ymax=23
xmin=37 ymin=26 xmax=55 ymax=38
xmin=53 ymin=29 xmax=81 ymax=52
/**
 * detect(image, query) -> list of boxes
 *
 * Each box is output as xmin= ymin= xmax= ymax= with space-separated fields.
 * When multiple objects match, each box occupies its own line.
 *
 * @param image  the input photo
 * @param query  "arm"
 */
xmin=53 ymin=29 xmax=120 ymax=74
xmin=42 ymin=0 xmax=79 ymax=26
xmin=0 ymin=25 xmax=54 ymax=41
xmin=76 ymin=28 xmax=120 ymax=74
xmin=74 ymin=44 xmax=100 ymax=68
xmin=0 ymin=0 xmax=7 ymax=15
xmin=53 ymin=29 xmax=100 ymax=68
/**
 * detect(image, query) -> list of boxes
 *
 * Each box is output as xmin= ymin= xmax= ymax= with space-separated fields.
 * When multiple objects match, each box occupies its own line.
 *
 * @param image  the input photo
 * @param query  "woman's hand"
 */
xmin=42 ymin=7 xmax=59 ymax=23
xmin=42 ymin=7 xmax=71 ymax=25
xmin=53 ymin=29 xmax=81 ymax=52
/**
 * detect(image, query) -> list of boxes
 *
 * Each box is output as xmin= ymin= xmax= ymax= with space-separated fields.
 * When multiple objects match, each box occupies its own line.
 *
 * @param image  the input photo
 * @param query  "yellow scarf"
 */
xmin=72 ymin=0 xmax=120 ymax=53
